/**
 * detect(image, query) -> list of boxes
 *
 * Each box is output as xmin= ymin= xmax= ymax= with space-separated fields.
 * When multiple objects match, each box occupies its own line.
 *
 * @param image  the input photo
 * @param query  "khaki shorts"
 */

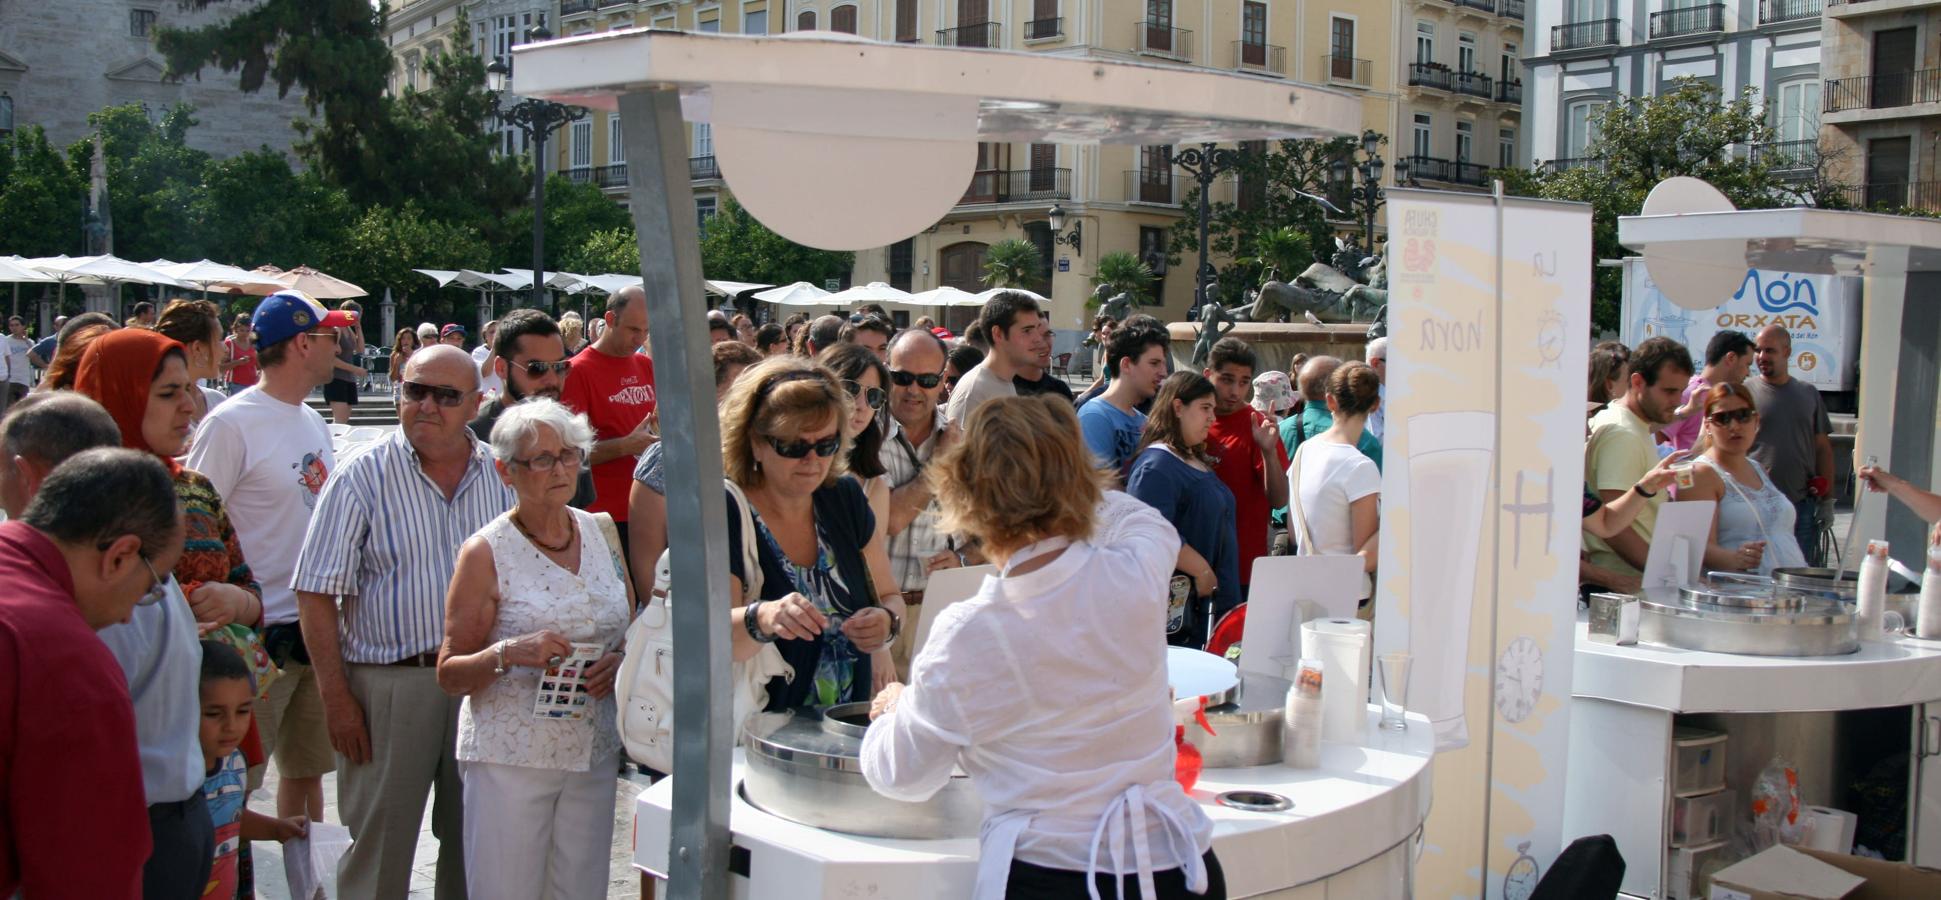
xmin=256 ymin=661 xmax=337 ymax=780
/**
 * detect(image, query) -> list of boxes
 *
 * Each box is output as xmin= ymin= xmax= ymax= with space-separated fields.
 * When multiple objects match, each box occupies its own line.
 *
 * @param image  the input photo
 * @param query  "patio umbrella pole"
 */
xmin=619 ymin=86 xmax=732 ymax=900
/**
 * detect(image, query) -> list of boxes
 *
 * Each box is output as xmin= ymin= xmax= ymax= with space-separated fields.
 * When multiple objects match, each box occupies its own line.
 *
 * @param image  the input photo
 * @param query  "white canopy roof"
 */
xmin=823 ymin=281 xmax=916 ymax=307
xmin=28 ymin=254 xmax=186 ymax=287
xmin=975 ymin=286 xmax=1047 ymax=305
xmin=906 ymin=285 xmax=985 ymax=307
xmin=705 ymin=279 xmax=772 ymax=297
xmin=156 ymin=259 xmax=286 ymax=289
xmin=414 ymin=268 xmax=463 ymax=287
xmin=0 ymin=257 xmax=54 ymax=283
xmin=753 ymin=281 xmax=834 ymax=307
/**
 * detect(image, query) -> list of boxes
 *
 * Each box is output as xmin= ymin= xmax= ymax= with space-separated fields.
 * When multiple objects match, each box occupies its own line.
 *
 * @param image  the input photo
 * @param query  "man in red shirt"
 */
xmin=1202 ymin=337 xmax=1289 ymax=599
xmin=559 ymin=285 xmax=658 ymax=560
xmin=0 ymin=444 xmax=188 ymax=899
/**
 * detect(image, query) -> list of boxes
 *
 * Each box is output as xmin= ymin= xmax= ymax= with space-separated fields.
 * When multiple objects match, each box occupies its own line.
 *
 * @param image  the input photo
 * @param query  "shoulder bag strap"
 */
xmin=723 ymin=480 xmax=764 ymax=600
xmin=592 ymin=512 xmax=630 ymax=588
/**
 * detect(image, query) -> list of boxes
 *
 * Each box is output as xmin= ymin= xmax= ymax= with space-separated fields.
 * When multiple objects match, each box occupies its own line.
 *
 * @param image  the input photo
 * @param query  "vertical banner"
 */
xmin=1375 ymin=189 xmax=1592 ymax=899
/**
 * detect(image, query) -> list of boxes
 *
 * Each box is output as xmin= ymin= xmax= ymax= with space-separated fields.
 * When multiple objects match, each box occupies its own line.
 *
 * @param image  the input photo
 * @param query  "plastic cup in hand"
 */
xmin=1377 ymin=652 xmax=1412 ymax=732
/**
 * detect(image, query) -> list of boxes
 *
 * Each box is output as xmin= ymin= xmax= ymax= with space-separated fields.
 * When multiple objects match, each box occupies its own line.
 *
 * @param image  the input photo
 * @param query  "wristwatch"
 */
xmin=492 ymin=640 xmax=508 ymax=676
xmin=743 ymin=600 xmax=776 ymax=643
xmin=884 ymin=608 xmax=903 ymax=647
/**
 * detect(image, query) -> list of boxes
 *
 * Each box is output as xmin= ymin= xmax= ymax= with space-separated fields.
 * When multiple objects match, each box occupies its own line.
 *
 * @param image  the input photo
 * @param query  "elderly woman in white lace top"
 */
xmin=437 ymin=398 xmax=634 ymax=900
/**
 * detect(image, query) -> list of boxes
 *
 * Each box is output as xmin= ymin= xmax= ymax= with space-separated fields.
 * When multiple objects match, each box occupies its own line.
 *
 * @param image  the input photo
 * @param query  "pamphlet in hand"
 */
xmin=533 ymin=641 xmax=604 ymax=720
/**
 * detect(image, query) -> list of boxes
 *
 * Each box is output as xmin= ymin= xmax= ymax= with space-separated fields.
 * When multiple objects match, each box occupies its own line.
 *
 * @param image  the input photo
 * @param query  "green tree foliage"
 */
xmin=699 ymin=198 xmax=853 ymax=288
xmin=566 ymin=228 xmax=643 ymax=276
xmin=981 ymin=239 xmax=1042 ymax=289
xmin=0 ymin=126 xmax=86 ymax=258
xmin=1169 ymin=136 xmax=1358 ymax=305
xmin=497 ymin=176 xmax=634 ymax=271
xmin=193 ymin=150 xmax=353 ymax=279
xmin=1091 ymin=251 xmax=1156 ymax=305
xmin=1493 ymin=78 xmax=1820 ymax=332
xmin=71 ymin=104 xmax=212 ymax=264
xmin=331 ymin=202 xmax=492 ymax=327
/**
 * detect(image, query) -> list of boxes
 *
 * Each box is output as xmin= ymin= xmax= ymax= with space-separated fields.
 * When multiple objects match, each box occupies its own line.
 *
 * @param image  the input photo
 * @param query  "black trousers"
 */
xmin=144 ymin=792 xmax=215 ymax=900
xmin=1006 ymin=850 xmax=1227 ymax=900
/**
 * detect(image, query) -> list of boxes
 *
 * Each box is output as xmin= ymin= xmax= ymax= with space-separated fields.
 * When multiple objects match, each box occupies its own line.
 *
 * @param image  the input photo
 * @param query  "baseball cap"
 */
xmin=441 ymin=323 xmax=467 ymax=339
xmin=251 ymin=291 xmax=356 ymax=351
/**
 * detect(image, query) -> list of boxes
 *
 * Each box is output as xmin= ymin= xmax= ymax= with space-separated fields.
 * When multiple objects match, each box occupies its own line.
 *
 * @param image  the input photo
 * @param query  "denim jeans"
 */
xmin=1793 ymin=494 xmax=1823 ymax=567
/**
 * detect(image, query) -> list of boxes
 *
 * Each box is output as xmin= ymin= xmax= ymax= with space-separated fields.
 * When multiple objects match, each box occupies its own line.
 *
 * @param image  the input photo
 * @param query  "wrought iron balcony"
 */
xmin=1553 ymin=19 xmax=1621 ymax=52
xmin=1404 ymin=155 xmax=1489 ymax=187
xmin=560 ymin=0 xmax=599 ymax=16
xmin=1750 ymin=140 xmax=1818 ymax=177
xmin=1026 ymin=17 xmax=1063 ymax=40
xmin=1135 ymin=21 xmax=1194 ymax=61
xmin=1826 ymin=68 xmax=1941 ymax=112
xmin=1123 ymin=170 xmax=1178 ymax=206
xmin=1454 ymin=0 xmax=1497 ymax=13
xmin=937 ymin=22 xmax=1000 ymax=48
xmin=1501 ymin=0 xmax=1527 ymax=20
xmin=1454 ymin=70 xmax=1496 ymax=99
xmin=594 ymin=164 xmax=628 ymax=188
xmin=959 ymin=168 xmax=1072 ymax=205
xmin=1324 ymin=56 xmax=1371 ymax=86
xmin=1829 ymin=181 xmax=1941 ymax=211
xmin=1498 ymin=79 xmax=1524 ymax=103
xmin=1759 ymin=0 xmax=1823 ymax=24
xmin=1408 ymin=62 xmax=1453 ymax=91
xmin=1544 ymin=156 xmax=1605 ymax=174
xmin=1233 ymin=41 xmax=1286 ymax=76
xmin=690 ymin=155 xmax=720 ymax=180
xmin=1650 ymin=4 xmax=1725 ymax=39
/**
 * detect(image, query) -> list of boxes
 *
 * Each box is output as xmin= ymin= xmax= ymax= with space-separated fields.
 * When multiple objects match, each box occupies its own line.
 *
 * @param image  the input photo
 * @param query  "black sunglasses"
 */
xmin=401 ymin=380 xmax=469 ymax=407
xmin=515 ymin=359 xmax=572 ymax=378
xmin=889 ymin=369 xmax=944 ymax=390
xmin=1708 ymin=408 xmax=1756 ymax=427
xmin=764 ymin=435 xmax=841 ymax=459
xmin=842 ymin=380 xmax=887 ymax=410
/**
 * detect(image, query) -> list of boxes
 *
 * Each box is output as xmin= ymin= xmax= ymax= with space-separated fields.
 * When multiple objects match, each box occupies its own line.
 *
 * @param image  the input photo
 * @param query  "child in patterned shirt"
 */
xmin=198 ymin=641 xmax=307 ymax=899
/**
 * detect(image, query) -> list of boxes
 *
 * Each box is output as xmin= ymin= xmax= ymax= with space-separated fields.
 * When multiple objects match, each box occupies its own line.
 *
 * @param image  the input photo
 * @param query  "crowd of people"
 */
xmin=8 ymin=280 xmax=1941 ymax=900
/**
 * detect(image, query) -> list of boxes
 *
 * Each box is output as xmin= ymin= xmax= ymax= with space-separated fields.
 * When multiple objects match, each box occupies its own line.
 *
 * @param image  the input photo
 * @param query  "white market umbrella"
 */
xmin=907 ymin=285 xmax=985 ymax=307
xmin=28 ymin=254 xmax=183 ymax=314
xmin=275 ymin=265 xmax=367 ymax=300
xmin=501 ymin=268 xmax=584 ymax=291
xmin=753 ymin=281 xmax=834 ymax=307
xmin=414 ymin=268 xmax=463 ymax=288
xmin=576 ymin=273 xmax=643 ymax=295
xmin=974 ymin=286 xmax=1048 ymax=305
xmin=823 ymin=281 xmax=916 ymax=308
xmin=0 ymin=257 xmax=54 ymax=284
xmin=155 ymin=259 xmax=285 ymax=298
xmin=705 ymin=279 xmax=772 ymax=297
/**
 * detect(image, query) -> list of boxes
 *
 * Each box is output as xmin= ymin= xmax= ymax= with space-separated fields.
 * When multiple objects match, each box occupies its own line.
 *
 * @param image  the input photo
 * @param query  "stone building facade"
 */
xmin=1820 ymin=1 xmax=1941 ymax=211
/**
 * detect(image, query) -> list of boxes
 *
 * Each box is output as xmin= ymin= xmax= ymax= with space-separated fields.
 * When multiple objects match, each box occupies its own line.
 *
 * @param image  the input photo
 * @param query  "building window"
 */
xmin=697 ymin=196 xmax=718 ymax=234
xmin=1029 ymin=143 xmax=1057 ymax=192
xmin=797 ymin=10 xmax=815 ymax=31
xmin=1416 ymin=22 xmax=1435 ymax=65
xmin=888 ymin=238 xmax=915 ymax=291
xmin=1499 ymin=128 xmax=1516 ymax=170
xmin=1775 ymin=79 xmax=1820 ymax=144
xmin=0 ymin=94 xmax=13 ymax=138
xmin=131 ymin=9 xmax=158 ymax=38
xmin=1456 ymin=121 xmax=1474 ymax=163
xmin=831 ymin=6 xmax=857 ymax=33
xmin=1501 ymin=42 xmax=1519 ymax=83
xmin=1242 ymin=2 xmax=1267 ymax=51
xmin=698 ymin=17 xmax=720 ymax=34
xmin=1138 ymin=226 xmax=1169 ymax=295
xmin=694 ymin=122 xmax=713 ymax=158
xmin=1137 ymin=144 xmax=1173 ymax=203
xmin=1566 ymin=100 xmax=1603 ymax=158
xmin=898 ymin=0 xmax=919 ymax=41
xmin=744 ymin=10 xmax=768 ymax=34
xmin=570 ymin=120 xmax=593 ymax=169
xmin=1458 ymin=33 xmax=1477 ymax=74
xmin=403 ymin=53 xmax=420 ymax=92
xmin=609 ymin=114 xmax=626 ymax=164
xmin=1413 ymin=113 xmax=1432 ymax=158
xmin=1330 ymin=17 xmax=1355 ymax=64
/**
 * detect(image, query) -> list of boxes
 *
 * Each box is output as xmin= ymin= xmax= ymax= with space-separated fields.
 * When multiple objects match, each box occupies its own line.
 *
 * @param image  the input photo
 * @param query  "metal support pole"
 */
xmin=618 ymin=87 xmax=732 ymax=900
xmin=531 ymin=129 xmax=549 ymax=311
xmin=1195 ymin=142 xmax=1214 ymax=308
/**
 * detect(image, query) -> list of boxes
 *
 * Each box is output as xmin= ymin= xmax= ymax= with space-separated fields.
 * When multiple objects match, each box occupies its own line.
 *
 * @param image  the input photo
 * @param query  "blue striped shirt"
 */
xmin=291 ymin=429 xmax=514 ymax=664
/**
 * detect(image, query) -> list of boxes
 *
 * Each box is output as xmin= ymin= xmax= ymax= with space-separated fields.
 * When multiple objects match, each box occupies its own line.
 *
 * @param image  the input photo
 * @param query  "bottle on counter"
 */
xmin=1284 ymin=659 xmax=1324 ymax=769
xmin=1916 ymin=542 xmax=1941 ymax=641
xmin=1857 ymin=540 xmax=1890 ymax=641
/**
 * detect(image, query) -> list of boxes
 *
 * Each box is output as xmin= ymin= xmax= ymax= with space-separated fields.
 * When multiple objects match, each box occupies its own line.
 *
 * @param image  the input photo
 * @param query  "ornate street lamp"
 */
xmin=1328 ymin=129 xmax=1407 ymax=258
xmin=486 ymin=24 xmax=586 ymax=312
xmin=1169 ymin=143 xmax=1248 ymax=307
xmin=1046 ymin=202 xmax=1082 ymax=255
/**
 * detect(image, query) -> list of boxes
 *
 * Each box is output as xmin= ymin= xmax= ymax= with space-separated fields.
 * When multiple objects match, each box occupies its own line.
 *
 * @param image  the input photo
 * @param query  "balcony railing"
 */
xmin=1650 ymin=4 xmax=1725 ymax=39
xmin=1408 ymin=62 xmax=1453 ymax=91
xmin=1553 ymin=19 xmax=1621 ymax=52
xmin=1826 ymin=68 xmax=1941 ymax=112
xmin=1323 ymin=55 xmax=1372 ymax=86
xmin=1026 ymin=17 xmax=1063 ymax=40
xmin=690 ymin=155 xmax=720 ymax=180
xmin=1502 ymin=0 xmax=1527 ymax=20
xmin=594 ymin=164 xmax=628 ymax=188
xmin=1455 ymin=0 xmax=1497 ymax=13
xmin=937 ymin=22 xmax=1000 ymax=48
xmin=1750 ymin=140 xmax=1819 ymax=175
xmin=1123 ymin=169 xmax=1178 ymax=205
xmin=1829 ymin=181 xmax=1941 ymax=211
xmin=959 ymin=168 xmax=1072 ymax=205
xmin=1543 ymin=156 xmax=1605 ymax=173
xmin=1136 ymin=21 xmax=1194 ymax=61
xmin=1232 ymin=41 xmax=1286 ymax=76
xmin=565 ymin=166 xmax=593 ymax=185
xmin=1455 ymin=70 xmax=1496 ymax=99
xmin=1497 ymin=79 xmax=1524 ymax=103
xmin=1759 ymin=0 xmax=1823 ymax=23
xmin=1405 ymin=155 xmax=1489 ymax=187
xmin=560 ymin=0 xmax=599 ymax=16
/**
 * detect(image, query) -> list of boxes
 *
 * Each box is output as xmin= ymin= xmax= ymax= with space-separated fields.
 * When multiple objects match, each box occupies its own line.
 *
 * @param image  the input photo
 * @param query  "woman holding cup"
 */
xmin=1679 ymin=383 xmax=1806 ymax=574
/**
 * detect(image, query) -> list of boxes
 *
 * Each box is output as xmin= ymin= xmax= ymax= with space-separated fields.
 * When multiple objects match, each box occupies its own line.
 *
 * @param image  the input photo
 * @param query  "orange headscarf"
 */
xmin=72 ymin=328 xmax=185 ymax=458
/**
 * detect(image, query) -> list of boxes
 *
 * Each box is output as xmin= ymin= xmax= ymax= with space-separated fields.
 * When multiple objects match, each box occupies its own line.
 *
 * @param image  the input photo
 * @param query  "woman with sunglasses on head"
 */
xmin=817 ymin=342 xmax=905 ymax=686
xmin=722 ymin=357 xmax=902 ymax=712
xmin=1678 ymin=384 xmax=1805 ymax=574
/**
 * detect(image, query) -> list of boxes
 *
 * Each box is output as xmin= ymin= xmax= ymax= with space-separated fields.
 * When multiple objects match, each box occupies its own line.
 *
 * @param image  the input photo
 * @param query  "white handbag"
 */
xmin=615 ymin=479 xmax=792 ymax=771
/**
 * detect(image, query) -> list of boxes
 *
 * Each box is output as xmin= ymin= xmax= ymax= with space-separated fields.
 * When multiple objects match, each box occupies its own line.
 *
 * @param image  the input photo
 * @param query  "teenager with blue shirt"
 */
xmin=1077 ymin=320 xmax=1170 ymax=472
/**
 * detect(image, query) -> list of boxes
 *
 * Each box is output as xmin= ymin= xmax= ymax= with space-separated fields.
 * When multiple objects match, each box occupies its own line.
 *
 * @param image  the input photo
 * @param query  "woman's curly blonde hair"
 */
xmin=929 ymin=395 xmax=1107 ymax=558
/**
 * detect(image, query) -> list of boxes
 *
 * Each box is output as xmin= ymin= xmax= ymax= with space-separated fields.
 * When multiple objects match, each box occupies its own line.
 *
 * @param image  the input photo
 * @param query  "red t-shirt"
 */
xmin=1206 ymin=406 xmax=1290 ymax=586
xmin=225 ymin=335 xmax=258 ymax=387
xmin=559 ymin=345 xmax=657 ymax=520
xmin=0 ymin=521 xmax=149 ymax=899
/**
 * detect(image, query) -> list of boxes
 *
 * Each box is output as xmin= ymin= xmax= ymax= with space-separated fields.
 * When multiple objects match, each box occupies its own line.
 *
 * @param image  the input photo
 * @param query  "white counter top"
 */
xmin=633 ymin=707 xmax=1433 ymax=899
xmin=1572 ymin=620 xmax=1941 ymax=713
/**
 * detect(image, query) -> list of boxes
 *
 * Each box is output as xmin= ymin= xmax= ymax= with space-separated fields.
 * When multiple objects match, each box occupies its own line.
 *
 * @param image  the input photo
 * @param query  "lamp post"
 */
xmin=1169 ymin=142 xmax=1248 ymax=307
xmin=1328 ymin=129 xmax=1408 ymax=258
xmin=1046 ymin=202 xmax=1083 ymax=255
xmin=486 ymin=25 xmax=586 ymax=313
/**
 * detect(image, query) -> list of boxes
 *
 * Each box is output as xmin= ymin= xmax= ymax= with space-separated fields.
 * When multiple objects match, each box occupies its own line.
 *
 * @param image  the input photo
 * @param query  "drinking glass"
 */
xmin=1377 ymin=651 xmax=1412 ymax=731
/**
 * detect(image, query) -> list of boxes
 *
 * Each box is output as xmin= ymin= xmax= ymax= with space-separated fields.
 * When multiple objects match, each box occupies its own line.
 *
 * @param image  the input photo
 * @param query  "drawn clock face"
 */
xmin=1536 ymin=310 xmax=1566 ymax=368
xmin=1494 ymin=636 xmax=1544 ymax=724
xmin=1503 ymin=841 xmax=1540 ymax=900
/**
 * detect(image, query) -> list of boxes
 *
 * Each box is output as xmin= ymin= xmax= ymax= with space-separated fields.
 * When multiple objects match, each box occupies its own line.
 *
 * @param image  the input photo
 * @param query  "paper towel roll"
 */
xmin=1802 ymin=806 xmax=1857 ymax=854
xmin=1300 ymin=618 xmax=1371 ymax=742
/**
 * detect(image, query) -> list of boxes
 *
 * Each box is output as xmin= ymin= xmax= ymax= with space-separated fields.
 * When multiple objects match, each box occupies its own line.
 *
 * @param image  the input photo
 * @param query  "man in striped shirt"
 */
xmin=290 ymin=344 xmax=514 ymax=899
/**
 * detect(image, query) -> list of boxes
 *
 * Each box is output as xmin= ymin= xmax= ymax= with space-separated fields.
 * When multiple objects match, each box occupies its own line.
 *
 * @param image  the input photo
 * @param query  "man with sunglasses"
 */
xmin=292 ymin=344 xmax=511 ymax=899
xmin=560 ymin=285 xmax=659 ymax=562
xmin=470 ymin=309 xmax=595 ymax=508
xmin=0 ymin=445 xmax=185 ymax=899
xmin=186 ymin=290 xmax=351 ymax=829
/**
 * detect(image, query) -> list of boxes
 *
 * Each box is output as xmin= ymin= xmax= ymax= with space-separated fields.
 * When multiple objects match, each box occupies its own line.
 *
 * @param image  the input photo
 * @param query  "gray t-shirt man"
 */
xmin=1747 ymin=375 xmax=1830 ymax=501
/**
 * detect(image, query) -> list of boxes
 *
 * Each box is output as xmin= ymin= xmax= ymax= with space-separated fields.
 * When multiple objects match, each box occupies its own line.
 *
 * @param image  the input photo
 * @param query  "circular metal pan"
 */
xmin=1216 ymin=790 xmax=1294 ymax=812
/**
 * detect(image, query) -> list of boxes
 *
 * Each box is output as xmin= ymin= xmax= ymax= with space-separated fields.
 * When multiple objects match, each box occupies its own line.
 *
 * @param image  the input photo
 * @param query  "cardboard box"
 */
xmin=1710 ymin=845 xmax=1941 ymax=900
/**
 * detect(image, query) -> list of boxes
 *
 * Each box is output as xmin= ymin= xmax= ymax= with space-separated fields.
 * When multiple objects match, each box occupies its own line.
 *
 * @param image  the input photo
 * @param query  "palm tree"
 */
xmin=981 ymin=239 xmax=1042 ymax=289
xmin=1239 ymin=226 xmax=1314 ymax=283
xmin=1090 ymin=251 xmax=1155 ymax=306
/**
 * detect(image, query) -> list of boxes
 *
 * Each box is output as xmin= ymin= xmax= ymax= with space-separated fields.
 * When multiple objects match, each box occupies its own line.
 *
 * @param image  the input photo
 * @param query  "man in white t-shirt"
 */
xmin=0 ymin=317 xmax=34 ymax=413
xmin=470 ymin=318 xmax=503 ymax=399
xmin=945 ymin=291 xmax=1046 ymax=428
xmin=185 ymin=290 xmax=352 ymax=826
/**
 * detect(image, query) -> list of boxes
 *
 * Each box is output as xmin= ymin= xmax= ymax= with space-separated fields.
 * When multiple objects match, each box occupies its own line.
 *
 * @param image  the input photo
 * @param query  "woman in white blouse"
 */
xmin=438 ymin=399 xmax=633 ymax=900
xmin=1288 ymin=360 xmax=1383 ymax=610
xmin=862 ymin=395 xmax=1223 ymax=900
